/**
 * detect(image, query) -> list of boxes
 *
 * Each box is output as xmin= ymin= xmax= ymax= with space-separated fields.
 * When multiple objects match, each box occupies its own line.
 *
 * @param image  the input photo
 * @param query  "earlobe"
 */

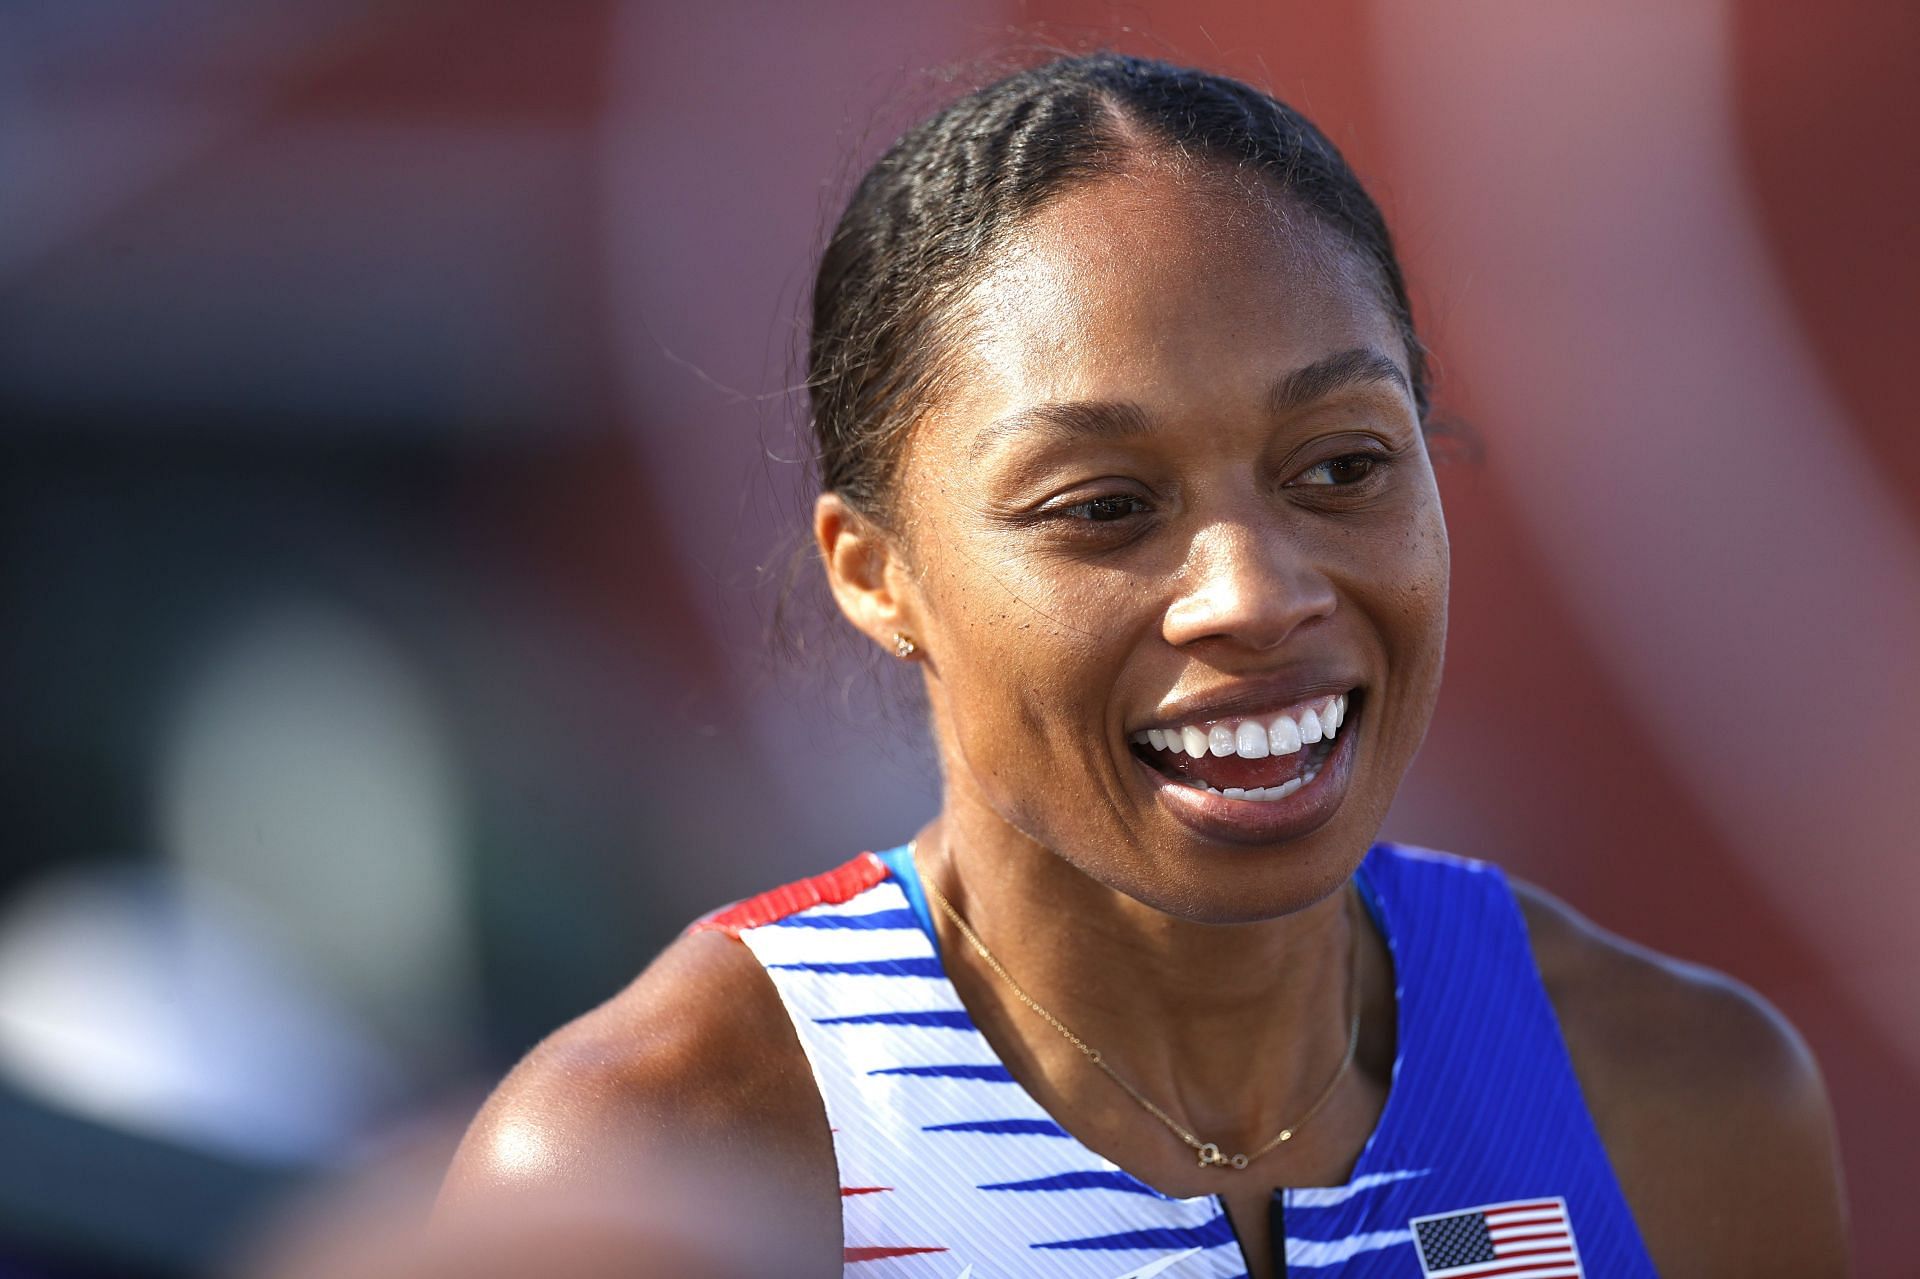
xmin=814 ymin=491 xmax=916 ymax=656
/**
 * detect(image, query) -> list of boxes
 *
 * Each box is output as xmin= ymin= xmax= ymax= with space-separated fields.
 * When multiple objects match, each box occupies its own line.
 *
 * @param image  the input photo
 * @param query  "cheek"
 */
xmin=1406 ymin=507 xmax=1452 ymax=640
xmin=920 ymin=542 xmax=1141 ymax=776
xmin=1370 ymin=506 xmax=1451 ymax=717
xmin=1385 ymin=519 xmax=1448 ymax=619
xmin=929 ymin=526 xmax=1128 ymax=665
xmin=1310 ymin=490 xmax=1449 ymax=708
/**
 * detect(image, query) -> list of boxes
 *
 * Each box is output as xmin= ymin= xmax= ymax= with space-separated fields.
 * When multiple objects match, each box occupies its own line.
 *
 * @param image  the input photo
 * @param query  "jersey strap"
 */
xmin=1279 ymin=845 xmax=1658 ymax=1276
xmin=688 ymin=851 xmax=890 ymax=939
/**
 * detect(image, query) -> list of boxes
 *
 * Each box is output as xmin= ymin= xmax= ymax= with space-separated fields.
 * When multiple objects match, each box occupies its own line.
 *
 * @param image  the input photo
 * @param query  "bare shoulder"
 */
xmin=1511 ymin=878 xmax=1849 ymax=1277
xmin=437 ymin=929 xmax=840 ymax=1273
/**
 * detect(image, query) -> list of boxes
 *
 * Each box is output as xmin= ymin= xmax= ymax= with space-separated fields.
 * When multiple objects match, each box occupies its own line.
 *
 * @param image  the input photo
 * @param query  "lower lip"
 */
xmin=1135 ymin=714 xmax=1360 ymax=844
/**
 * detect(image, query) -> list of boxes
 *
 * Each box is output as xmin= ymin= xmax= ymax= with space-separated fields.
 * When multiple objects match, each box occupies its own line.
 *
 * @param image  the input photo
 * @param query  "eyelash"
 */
xmin=1039 ymin=451 xmax=1392 ymax=542
xmin=1292 ymin=452 xmax=1386 ymax=487
xmin=1057 ymin=453 xmax=1385 ymax=517
xmin=1060 ymin=494 xmax=1152 ymax=523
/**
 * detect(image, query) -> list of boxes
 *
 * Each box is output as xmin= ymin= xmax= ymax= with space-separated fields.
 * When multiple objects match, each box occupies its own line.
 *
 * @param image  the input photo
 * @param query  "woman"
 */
xmin=441 ymin=55 xmax=1848 ymax=1277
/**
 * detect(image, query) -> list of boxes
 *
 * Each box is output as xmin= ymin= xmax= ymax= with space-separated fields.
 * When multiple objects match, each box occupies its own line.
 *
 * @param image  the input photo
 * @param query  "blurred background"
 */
xmin=2 ymin=1 xmax=1915 ymax=1274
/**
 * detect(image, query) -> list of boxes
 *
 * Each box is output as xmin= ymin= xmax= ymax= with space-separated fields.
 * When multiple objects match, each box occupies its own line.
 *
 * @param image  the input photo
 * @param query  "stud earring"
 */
xmin=891 ymin=632 xmax=917 ymax=659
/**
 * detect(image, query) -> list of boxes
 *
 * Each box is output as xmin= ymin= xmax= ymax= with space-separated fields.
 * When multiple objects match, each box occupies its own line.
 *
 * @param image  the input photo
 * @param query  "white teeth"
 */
xmin=1147 ymin=691 xmax=1354 ymax=772
xmin=1209 ymin=775 xmax=1310 ymax=803
xmin=1268 ymin=715 xmax=1302 ymax=756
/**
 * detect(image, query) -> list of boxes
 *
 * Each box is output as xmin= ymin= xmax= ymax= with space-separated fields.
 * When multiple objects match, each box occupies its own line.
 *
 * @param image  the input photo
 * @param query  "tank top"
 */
xmin=692 ymin=842 xmax=1657 ymax=1277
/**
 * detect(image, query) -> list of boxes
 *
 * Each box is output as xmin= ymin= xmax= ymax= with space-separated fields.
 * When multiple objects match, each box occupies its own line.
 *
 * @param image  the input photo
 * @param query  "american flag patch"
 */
xmin=1409 ymin=1197 xmax=1584 ymax=1277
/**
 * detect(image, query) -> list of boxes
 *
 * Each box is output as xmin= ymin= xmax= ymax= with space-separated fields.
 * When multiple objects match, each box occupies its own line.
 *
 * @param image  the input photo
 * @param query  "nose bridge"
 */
xmin=1166 ymin=512 xmax=1334 ymax=647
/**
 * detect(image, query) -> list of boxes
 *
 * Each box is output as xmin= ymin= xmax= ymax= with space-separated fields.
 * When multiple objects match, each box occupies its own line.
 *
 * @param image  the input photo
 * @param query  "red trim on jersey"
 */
xmin=1484 ymin=1201 xmax=1563 ymax=1216
xmin=687 ymin=851 xmax=890 ymax=938
xmin=839 ymin=1185 xmax=892 ymax=1196
xmin=844 ymin=1245 xmax=948 ymax=1262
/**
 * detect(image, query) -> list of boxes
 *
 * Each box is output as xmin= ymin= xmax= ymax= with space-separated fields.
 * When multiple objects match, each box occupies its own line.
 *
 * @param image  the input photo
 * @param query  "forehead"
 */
xmin=929 ymin=163 xmax=1403 ymax=438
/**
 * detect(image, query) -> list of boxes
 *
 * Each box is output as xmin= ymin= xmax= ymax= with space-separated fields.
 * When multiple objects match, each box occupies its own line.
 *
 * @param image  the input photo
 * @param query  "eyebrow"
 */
xmin=1267 ymin=346 xmax=1412 ymax=416
xmin=968 ymin=346 xmax=1411 ymax=461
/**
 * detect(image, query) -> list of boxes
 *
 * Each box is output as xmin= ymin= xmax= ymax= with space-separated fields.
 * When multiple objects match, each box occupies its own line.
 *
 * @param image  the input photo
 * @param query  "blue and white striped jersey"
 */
xmin=696 ymin=842 xmax=1656 ymax=1278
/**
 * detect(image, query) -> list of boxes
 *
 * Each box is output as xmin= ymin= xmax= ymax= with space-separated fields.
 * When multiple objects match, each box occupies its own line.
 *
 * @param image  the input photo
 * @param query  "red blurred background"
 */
xmin=2 ymin=2 xmax=1913 ymax=1274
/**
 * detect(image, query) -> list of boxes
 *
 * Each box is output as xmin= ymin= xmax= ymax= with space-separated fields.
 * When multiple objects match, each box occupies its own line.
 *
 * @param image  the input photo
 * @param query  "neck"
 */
xmin=916 ymin=793 xmax=1363 ymax=1146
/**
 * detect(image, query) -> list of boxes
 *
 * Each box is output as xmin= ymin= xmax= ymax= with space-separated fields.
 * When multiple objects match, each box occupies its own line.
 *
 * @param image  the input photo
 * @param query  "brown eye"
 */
xmin=1295 ymin=453 xmax=1380 ymax=486
xmin=1067 ymin=495 xmax=1150 ymax=522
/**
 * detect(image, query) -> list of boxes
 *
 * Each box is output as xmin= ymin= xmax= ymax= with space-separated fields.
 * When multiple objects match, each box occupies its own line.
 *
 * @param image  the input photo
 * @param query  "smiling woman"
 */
xmin=439 ymin=55 xmax=1848 ymax=1278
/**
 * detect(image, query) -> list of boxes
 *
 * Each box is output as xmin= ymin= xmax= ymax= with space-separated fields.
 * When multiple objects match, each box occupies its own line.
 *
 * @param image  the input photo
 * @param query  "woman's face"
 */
xmin=882 ymin=163 xmax=1448 ymax=922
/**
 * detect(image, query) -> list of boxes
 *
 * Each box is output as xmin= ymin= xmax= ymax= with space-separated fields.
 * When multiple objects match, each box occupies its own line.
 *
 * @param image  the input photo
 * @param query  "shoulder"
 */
xmin=1510 ymin=877 xmax=1849 ymax=1277
xmin=437 ymin=927 xmax=841 ymax=1273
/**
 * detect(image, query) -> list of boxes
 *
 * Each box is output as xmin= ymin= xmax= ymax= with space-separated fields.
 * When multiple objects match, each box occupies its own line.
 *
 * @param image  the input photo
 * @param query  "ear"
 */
xmin=814 ymin=492 xmax=920 ymax=656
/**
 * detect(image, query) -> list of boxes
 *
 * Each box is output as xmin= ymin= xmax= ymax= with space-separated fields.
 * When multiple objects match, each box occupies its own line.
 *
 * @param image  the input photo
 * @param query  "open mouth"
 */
xmin=1128 ymin=691 xmax=1354 ymax=802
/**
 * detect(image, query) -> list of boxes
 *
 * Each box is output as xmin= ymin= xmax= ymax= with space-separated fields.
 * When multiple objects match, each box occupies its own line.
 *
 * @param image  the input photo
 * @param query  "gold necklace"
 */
xmin=918 ymin=843 xmax=1362 ymax=1172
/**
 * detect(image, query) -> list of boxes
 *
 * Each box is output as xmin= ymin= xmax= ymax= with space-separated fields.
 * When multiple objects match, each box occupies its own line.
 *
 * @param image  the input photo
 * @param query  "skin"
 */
xmin=442 ymin=158 xmax=1849 ymax=1276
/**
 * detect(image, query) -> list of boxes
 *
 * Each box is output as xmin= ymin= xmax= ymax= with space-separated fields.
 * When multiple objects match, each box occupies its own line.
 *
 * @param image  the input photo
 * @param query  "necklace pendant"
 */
xmin=1195 ymin=1142 xmax=1250 ymax=1171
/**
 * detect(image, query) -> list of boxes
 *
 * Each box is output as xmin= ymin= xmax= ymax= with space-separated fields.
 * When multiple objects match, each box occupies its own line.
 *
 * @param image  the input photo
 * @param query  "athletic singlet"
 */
xmin=692 ymin=842 xmax=1658 ymax=1277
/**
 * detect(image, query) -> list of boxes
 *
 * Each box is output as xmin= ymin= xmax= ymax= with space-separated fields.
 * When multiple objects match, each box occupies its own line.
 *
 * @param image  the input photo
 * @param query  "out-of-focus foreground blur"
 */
xmin=2 ymin=2 xmax=1915 ymax=1275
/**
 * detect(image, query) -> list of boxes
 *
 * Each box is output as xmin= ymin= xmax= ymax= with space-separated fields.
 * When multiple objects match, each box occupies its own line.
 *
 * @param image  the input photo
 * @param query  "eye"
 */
xmin=1292 ymin=453 xmax=1381 ymax=486
xmin=1061 ymin=494 xmax=1151 ymax=522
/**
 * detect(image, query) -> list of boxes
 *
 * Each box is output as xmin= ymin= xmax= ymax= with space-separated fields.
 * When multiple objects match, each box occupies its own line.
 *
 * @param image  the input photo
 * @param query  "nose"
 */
xmin=1162 ymin=518 xmax=1338 ymax=653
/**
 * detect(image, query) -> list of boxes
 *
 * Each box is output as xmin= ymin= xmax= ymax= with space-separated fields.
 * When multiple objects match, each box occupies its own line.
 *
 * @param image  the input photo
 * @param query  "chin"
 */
xmin=1133 ymin=831 xmax=1367 ymax=926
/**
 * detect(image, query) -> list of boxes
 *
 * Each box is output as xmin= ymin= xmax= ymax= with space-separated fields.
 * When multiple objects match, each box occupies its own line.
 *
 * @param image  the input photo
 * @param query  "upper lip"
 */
xmin=1133 ymin=670 xmax=1364 ymax=732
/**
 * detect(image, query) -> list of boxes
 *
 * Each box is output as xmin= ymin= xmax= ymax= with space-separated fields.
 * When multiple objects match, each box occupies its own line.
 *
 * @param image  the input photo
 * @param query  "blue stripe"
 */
xmin=979 ymin=1171 xmax=1164 ymax=1196
xmin=769 ymin=908 xmax=922 ymax=931
xmin=815 ymin=1010 xmax=972 ymax=1028
xmin=869 ymin=1064 xmax=1015 ymax=1082
xmin=1034 ymin=1213 xmax=1237 ymax=1251
xmin=766 ymin=957 xmax=945 ymax=978
xmin=922 ymin=1117 xmax=1071 ymax=1137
